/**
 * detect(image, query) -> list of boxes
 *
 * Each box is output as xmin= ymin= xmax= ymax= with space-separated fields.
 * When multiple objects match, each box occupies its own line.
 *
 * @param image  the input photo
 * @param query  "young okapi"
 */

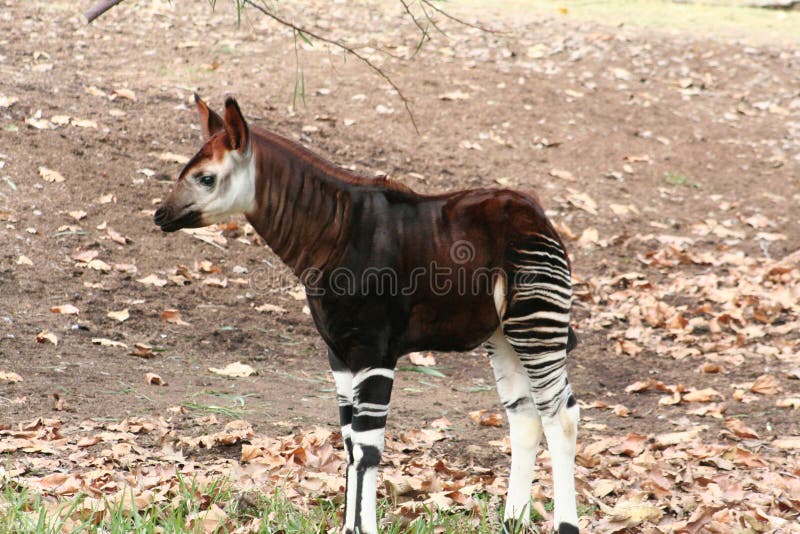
xmin=154 ymin=96 xmax=580 ymax=534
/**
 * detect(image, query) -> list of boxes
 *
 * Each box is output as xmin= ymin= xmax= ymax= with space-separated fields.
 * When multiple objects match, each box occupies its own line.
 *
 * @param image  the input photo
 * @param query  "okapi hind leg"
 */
xmin=504 ymin=234 xmax=580 ymax=533
xmin=486 ymin=331 xmax=543 ymax=532
xmin=345 ymin=367 xmax=395 ymax=534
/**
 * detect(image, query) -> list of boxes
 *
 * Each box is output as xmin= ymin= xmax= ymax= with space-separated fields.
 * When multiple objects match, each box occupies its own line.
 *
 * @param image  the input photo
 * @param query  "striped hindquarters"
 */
xmin=503 ymin=234 xmax=574 ymax=417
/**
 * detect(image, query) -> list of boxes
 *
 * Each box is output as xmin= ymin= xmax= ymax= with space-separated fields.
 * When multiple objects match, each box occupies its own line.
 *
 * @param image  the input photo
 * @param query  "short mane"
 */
xmin=251 ymin=125 xmax=415 ymax=194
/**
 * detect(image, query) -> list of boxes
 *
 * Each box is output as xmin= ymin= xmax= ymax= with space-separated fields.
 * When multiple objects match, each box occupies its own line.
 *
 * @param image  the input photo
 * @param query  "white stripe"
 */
xmin=505 ymin=310 xmax=570 ymax=324
xmin=352 ymin=367 xmax=394 ymax=389
xmin=350 ymin=428 xmax=385 ymax=449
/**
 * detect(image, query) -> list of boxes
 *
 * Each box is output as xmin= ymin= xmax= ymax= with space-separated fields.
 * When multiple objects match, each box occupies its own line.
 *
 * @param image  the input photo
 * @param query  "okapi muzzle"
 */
xmin=153 ymin=203 xmax=203 ymax=232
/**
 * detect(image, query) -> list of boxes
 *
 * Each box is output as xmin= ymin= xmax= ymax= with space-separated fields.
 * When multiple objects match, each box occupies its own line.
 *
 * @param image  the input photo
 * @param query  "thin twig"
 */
xmin=84 ymin=0 xmax=124 ymax=23
xmin=399 ymin=0 xmax=430 ymax=55
xmin=419 ymin=0 xmax=503 ymax=34
xmin=244 ymin=0 xmax=419 ymax=133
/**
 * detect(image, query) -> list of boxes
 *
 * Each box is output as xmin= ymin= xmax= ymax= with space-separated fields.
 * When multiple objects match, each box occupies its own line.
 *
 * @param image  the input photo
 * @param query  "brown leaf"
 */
xmin=131 ymin=343 xmax=154 ymax=358
xmin=50 ymin=304 xmax=79 ymax=315
xmin=468 ymin=409 xmax=503 ymax=427
xmin=616 ymin=339 xmax=642 ymax=356
xmin=106 ymin=226 xmax=129 ymax=245
xmin=408 ymin=352 xmax=436 ymax=367
xmin=775 ymin=397 xmax=800 ymax=409
xmin=161 ymin=309 xmax=190 ymax=326
xmin=52 ymin=393 xmax=69 ymax=411
xmin=771 ymin=437 xmax=800 ymax=450
xmin=208 ymin=362 xmax=256 ymax=378
xmin=750 ymin=374 xmax=779 ymax=395
xmin=39 ymin=166 xmax=65 ymax=183
xmin=609 ymin=432 xmax=647 ymax=457
xmin=255 ymin=303 xmax=288 ymax=314
xmin=36 ymin=331 xmax=58 ymax=346
xmin=682 ymin=388 xmax=723 ymax=403
xmin=71 ymin=249 xmax=99 ymax=263
xmin=107 ymin=309 xmax=130 ymax=323
xmin=137 ymin=274 xmax=168 ymax=287
xmin=145 ymin=373 xmax=165 ymax=386
xmin=0 ymin=371 xmax=23 ymax=383
xmin=92 ymin=337 xmax=128 ymax=348
xmin=549 ymin=168 xmax=575 ymax=181
xmin=724 ymin=418 xmax=759 ymax=439
xmin=202 ymin=276 xmax=228 ymax=288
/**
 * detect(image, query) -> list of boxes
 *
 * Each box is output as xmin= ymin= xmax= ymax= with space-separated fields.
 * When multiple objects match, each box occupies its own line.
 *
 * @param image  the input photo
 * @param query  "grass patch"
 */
xmin=0 ymin=479 xmax=570 ymax=533
xmin=664 ymin=171 xmax=702 ymax=188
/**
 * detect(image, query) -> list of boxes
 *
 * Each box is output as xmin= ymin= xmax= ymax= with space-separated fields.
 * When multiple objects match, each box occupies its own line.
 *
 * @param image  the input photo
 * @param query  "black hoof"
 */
xmin=558 ymin=522 xmax=579 ymax=534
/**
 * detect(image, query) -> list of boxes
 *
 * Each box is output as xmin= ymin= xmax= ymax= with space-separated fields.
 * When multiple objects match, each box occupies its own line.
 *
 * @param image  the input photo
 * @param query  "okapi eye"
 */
xmin=197 ymin=174 xmax=216 ymax=187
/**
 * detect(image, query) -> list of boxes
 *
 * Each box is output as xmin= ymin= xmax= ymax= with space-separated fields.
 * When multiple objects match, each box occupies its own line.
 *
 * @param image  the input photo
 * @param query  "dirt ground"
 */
xmin=1 ymin=0 xmax=800 ymax=528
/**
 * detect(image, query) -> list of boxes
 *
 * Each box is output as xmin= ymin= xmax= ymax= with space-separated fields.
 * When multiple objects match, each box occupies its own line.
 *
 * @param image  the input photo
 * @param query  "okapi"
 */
xmin=154 ymin=96 xmax=580 ymax=534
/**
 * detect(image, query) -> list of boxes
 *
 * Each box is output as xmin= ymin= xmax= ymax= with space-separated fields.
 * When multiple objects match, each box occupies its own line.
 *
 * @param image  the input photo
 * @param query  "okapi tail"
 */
xmin=566 ymin=326 xmax=579 ymax=353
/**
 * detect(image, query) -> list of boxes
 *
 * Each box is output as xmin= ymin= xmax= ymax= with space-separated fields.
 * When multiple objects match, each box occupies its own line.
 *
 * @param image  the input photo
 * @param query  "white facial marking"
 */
xmin=195 ymin=150 xmax=256 ymax=222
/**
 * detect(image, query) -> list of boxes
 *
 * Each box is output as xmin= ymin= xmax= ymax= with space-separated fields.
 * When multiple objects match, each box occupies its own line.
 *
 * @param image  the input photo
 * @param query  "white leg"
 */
xmin=487 ymin=331 xmax=543 ymax=529
xmin=347 ymin=367 xmax=394 ymax=534
xmin=542 ymin=401 xmax=579 ymax=533
xmin=328 ymin=351 xmax=357 ymax=532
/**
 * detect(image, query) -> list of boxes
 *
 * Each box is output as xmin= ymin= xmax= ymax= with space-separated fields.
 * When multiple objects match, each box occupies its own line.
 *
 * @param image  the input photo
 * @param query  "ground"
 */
xmin=1 ymin=0 xmax=799 ymax=532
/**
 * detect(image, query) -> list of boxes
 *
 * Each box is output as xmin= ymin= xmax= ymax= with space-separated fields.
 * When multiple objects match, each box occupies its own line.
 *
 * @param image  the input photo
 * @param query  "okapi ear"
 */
xmin=194 ymin=93 xmax=225 ymax=140
xmin=223 ymin=97 xmax=250 ymax=154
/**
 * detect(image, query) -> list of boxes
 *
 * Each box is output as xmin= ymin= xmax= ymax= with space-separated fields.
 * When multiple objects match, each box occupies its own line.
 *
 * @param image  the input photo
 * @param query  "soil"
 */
xmin=1 ymin=0 xmax=799 ymax=473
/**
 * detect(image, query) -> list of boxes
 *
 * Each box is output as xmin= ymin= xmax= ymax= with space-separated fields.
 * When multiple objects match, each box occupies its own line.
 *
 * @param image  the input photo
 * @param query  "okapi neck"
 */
xmin=244 ymin=132 xmax=354 ymax=277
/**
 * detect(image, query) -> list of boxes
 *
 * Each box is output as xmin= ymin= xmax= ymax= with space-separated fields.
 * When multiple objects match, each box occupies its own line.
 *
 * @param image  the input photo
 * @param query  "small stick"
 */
xmin=84 ymin=0 xmax=125 ymax=23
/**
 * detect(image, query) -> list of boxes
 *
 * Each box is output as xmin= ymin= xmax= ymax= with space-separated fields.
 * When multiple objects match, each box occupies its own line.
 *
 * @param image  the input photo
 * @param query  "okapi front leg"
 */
xmin=344 ymin=367 xmax=394 ymax=534
xmin=328 ymin=350 xmax=355 ymax=524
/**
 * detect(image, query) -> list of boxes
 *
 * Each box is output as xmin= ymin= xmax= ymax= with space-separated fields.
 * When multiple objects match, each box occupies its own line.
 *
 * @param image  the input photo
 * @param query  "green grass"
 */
xmin=0 ymin=477 xmax=575 ymax=533
xmin=664 ymin=171 xmax=702 ymax=189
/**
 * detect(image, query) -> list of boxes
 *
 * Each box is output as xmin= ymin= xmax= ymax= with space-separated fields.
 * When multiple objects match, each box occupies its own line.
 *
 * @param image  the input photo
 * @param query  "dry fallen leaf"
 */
xmin=92 ymin=338 xmax=128 ymax=349
xmin=50 ymin=304 xmax=79 ymax=315
xmin=550 ymin=168 xmax=575 ymax=181
xmin=161 ymin=309 xmax=190 ymax=326
xmin=112 ymin=88 xmax=136 ymax=101
xmin=137 ymin=274 xmax=168 ymax=287
xmin=408 ymin=352 xmax=436 ymax=367
xmin=468 ymin=409 xmax=503 ymax=427
xmin=724 ymin=418 xmax=759 ymax=439
xmin=750 ymin=374 xmax=779 ymax=395
xmin=71 ymin=249 xmax=99 ymax=263
xmin=775 ymin=397 xmax=800 ymax=409
xmin=52 ymin=393 xmax=69 ymax=411
xmin=39 ymin=166 xmax=65 ymax=183
xmin=682 ymin=388 xmax=723 ymax=403
xmin=438 ymin=90 xmax=470 ymax=101
xmin=209 ymin=362 xmax=256 ymax=378
xmin=255 ymin=303 xmax=288 ymax=314
xmin=159 ymin=152 xmax=189 ymax=164
xmin=0 ymin=371 xmax=23 ymax=383
xmin=131 ymin=343 xmax=155 ymax=359
xmin=36 ymin=331 xmax=58 ymax=346
xmin=145 ymin=373 xmax=165 ymax=386
xmin=107 ymin=309 xmax=130 ymax=323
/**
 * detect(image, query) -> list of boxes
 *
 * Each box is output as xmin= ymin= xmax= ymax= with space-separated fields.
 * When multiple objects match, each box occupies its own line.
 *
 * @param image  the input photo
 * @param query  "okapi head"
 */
xmin=154 ymin=95 xmax=255 ymax=232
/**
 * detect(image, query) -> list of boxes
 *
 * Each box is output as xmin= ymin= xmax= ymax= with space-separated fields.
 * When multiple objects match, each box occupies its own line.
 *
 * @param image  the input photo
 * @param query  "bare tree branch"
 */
xmin=243 ymin=0 xmax=420 ymax=134
xmin=84 ymin=0 xmax=124 ymax=23
xmin=82 ymin=0 xmax=500 ymax=132
xmin=419 ymin=0 xmax=503 ymax=34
